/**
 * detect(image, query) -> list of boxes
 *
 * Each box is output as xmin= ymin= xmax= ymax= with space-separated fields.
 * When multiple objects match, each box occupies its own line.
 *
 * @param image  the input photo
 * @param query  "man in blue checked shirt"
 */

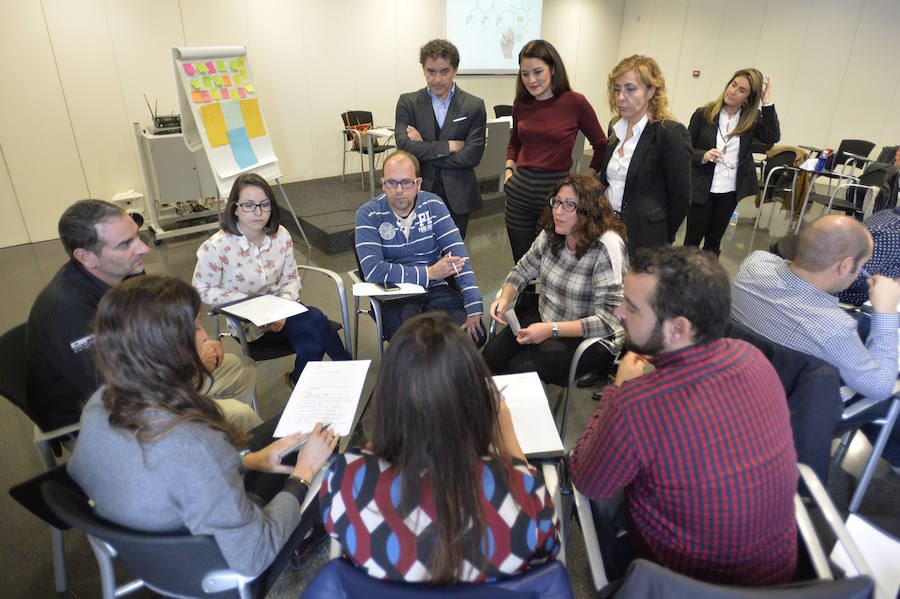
xmin=355 ymin=151 xmax=485 ymax=345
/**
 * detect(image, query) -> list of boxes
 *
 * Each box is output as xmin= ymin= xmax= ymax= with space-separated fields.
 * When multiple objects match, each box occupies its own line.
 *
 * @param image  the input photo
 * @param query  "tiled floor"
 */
xmin=1 ymin=191 xmax=898 ymax=598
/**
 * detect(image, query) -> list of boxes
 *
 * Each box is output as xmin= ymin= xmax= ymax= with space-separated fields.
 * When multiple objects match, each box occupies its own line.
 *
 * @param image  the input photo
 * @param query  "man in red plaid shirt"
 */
xmin=569 ymin=246 xmax=797 ymax=585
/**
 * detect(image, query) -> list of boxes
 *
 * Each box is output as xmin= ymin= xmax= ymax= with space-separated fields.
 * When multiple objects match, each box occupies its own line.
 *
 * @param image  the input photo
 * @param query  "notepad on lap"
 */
xmin=273 ymin=360 xmax=371 ymax=438
xmin=217 ymin=295 xmax=307 ymax=327
xmin=493 ymin=372 xmax=564 ymax=459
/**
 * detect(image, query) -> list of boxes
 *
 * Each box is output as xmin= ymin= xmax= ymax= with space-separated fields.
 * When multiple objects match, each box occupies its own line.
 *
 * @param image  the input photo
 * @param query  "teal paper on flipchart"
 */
xmin=227 ymin=126 xmax=257 ymax=168
xmin=220 ymin=100 xmax=244 ymax=131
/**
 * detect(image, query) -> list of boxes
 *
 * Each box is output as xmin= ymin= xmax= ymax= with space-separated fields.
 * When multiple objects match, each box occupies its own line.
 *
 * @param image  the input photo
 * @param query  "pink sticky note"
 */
xmin=201 ymin=90 xmax=211 ymax=102
xmin=238 ymin=87 xmax=247 ymax=99
xmin=182 ymin=63 xmax=197 ymax=75
xmin=205 ymin=61 xmax=216 ymax=74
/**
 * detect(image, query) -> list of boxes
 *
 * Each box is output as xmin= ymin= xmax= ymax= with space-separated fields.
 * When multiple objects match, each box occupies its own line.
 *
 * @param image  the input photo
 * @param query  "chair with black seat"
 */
xmin=753 ymin=150 xmax=801 ymax=230
xmin=493 ymin=104 xmax=513 ymax=118
xmin=301 ymin=557 xmax=573 ymax=599
xmin=342 ymin=110 xmax=395 ymax=191
xmin=212 ymin=265 xmax=352 ymax=411
xmin=833 ymin=139 xmax=876 ymax=178
xmin=0 ymin=322 xmax=80 ymax=594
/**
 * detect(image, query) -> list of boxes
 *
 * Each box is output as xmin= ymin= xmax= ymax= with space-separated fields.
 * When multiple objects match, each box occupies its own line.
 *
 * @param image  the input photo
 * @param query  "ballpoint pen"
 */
xmin=277 ymin=423 xmax=333 ymax=458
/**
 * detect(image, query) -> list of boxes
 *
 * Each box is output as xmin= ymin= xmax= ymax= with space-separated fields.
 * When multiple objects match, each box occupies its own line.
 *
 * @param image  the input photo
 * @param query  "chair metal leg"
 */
xmin=87 ymin=537 xmax=121 ymax=599
xmin=341 ymin=132 xmax=346 ymax=183
xmin=371 ymin=299 xmax=384 ymax=360
xmin=359 ymin=149 xmax=365 ymax=190
xmin=51 ymin=527 xmax=67 ymax=593
xmin=561 ymin=338 xmax=603 ymax=442
xmin=848 ymin=398 xmax=900 ymax=512
xmin=353 ymin=296 xmax=361 ymax=360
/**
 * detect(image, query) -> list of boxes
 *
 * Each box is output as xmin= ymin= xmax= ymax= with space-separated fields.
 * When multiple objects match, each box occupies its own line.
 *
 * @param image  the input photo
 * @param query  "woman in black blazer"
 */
xmin=598 ymin=55 xmax=691 ymax=252
xmin=685 ymin=68 xmax=779 ymax=255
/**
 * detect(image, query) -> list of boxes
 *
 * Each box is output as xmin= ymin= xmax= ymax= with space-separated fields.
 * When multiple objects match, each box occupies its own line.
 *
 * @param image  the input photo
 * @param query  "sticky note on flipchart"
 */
xmin=223 ymin=75 xmax=232 ymax=87
xmin=237 ymin=57 xmax=245 ymax=67
xmin=200 ymin=103 xmax=229 ymax=148
xmin=216 ymin=61 xmax=226 ymax=71
xmin=200 ymin=90 xmax=211 ymax=102
xmin=220 ymin=100 xmax=244 ymax=130
xmin=239 ymin=68 xmax=248 ymax=79
xmin=230 ymin=89 xmax=239 ymax=100
xmin=237 ymin=87 xmax=246 ymax=99
xmin=233 ymin=74 xmax=241 ymax=85
xmin=228 ymin=126 xmax=257 ymax=168
xmin=182 ymin=63 xmax=196 ymax=75
xmin=196 ymin=62 xmax=208 ymax=73
xmin=229 ymin=60 xmax=240 ymax=70
xmin=240 ymin=98 xmax=266 ymax=138
xmin=205 ymin=61 xmax=216 ymax=73
xmin=203 ymin=76 xmax=211 ymax=87
xmin=245 ymin=83 xmax=255 ymax=94
xmin=191 ymin=90 xmax=204 ymax=103
xmin=214 ymin=75 xmax=224 ymax=86
xmin=190 ymin=80 xmax=202 ymax=89
xmin=210 ymin=88 xmax=221 ymax=101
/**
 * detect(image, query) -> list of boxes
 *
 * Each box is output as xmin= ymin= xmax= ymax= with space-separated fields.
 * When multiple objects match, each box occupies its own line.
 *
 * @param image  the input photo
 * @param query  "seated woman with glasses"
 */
xmin=318 ymin=312 xmax=559 ymax=583
xmin=482 ymin=174 xmax=627 ymax=382
xmin=193 ymin=173 xmax=350 ymax=387
xmin=68 ymin=275 xmax=338 ymax=588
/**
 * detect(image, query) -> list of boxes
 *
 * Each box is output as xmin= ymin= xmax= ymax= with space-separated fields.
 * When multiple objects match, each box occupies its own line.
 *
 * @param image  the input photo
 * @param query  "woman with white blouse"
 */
xmin=193 ymin=174 xmax=350 ymax=386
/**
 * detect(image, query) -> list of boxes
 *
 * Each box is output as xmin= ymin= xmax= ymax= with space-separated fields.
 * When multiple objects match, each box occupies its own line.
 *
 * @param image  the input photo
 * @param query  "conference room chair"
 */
xmin=0 ymin=322 xmax=79 ymax=595
xmin=572 ymin=464 xmax=876 ymax=594
xmin=493 ymin=104 xmax=513 ymax=118
xmin=833 ymin=139 xmax=876 ymax=179
xmin=753 ymin=151 xmax=801 ymax=231
xmin=473 ymin=120 xmax=511 ymax=193
xmin=211 ymin=265 xmax=352 ymax=410
xmin=341 ymin=110 xmax=394 ymax=191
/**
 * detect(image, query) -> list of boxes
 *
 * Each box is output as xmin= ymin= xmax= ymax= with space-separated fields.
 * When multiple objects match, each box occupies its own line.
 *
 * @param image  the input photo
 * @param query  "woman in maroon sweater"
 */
xmin=504 ymin=40 xmax=607 ymax=264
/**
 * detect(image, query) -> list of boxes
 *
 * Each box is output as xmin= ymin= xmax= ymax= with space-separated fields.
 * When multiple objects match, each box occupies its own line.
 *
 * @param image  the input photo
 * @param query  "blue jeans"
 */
xmin=379 ymin=284 xmax=485 ymax=346
xmin=261 ymin=306 xmax=350 ymax=383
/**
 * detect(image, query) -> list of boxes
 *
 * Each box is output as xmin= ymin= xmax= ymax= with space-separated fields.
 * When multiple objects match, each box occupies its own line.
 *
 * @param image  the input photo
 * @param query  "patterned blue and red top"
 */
xmin=318 ymin=450 xmax=560 ymax=582
xmin=569 ymin=338 xmax=798 ymax=585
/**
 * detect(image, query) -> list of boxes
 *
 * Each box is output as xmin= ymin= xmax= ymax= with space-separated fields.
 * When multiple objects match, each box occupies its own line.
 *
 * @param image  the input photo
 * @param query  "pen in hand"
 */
xmin=277 ymin=423 xmax=333 ymax=459
xmin=448 ymin=251 xmax=460 ymax=276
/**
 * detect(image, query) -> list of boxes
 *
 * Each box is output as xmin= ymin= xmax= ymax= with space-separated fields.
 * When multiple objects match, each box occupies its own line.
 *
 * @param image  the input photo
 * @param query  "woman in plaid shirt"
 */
xmin=483 ymin=174 xmax=628 ymax=381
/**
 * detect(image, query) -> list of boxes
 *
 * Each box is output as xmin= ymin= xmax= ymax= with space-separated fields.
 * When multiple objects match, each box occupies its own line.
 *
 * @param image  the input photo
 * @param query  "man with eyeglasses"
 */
xmin=395 ymin=39 xmax=486 ymax=239
xmin=26 ymin=200 xmax=260 ymax=433
xmin=356 ymin=151 xmax=485 ymax=344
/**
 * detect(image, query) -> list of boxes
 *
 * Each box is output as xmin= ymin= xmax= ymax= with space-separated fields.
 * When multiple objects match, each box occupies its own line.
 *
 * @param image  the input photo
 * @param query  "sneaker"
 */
xmin=576 ymin=371 xmax=605 ymax=388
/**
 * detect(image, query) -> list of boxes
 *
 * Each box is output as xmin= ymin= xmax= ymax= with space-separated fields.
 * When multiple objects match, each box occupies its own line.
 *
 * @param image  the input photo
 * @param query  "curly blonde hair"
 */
xmin=607 ymin=55 xmax=675 ymax=123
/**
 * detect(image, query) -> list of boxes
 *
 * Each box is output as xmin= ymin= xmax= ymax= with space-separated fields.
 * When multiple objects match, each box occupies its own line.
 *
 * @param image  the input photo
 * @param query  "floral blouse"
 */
xmin=192 ymin=226 xmax=300 ymax=340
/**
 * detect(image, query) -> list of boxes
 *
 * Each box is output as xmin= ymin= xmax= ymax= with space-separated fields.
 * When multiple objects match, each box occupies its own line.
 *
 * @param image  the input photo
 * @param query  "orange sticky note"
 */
xmin=223 ymin=75 xmax=232 ymax=87
xmin=240 ymin=98 xmax=266 ymax=138
xmin=239 ymin=68 xmax=248 ymax=79
xmin=205 ymin=61 xmax=216 ymax=73
xmin=237 ymin=56 xmax=245 ymax=67
xmin=191 ymin=90 xmax=204 ymax=103
xmin=200 ymin=103 xmax=229 ymax=148
xmin=230 ymin=88 xmax=239 ymax=100
xmin=245 ymin=83 xmax=255 ymax=94
xmin=196 ymin=62 xmax=208 ymax=73
xmin=214 ymin=75 xmax=224 ymax=86
xmin=216 ymin=61 xmax=226 ymax=71
xmin=238 ymin=87 xmax=247 ymax=99
xmin=210 ymin=88 xmax=221 ymax=101
xmin=201 ymin=90 xmax=211 ymax=102
xmin=182 ymin=63 xmax=196 ymax=75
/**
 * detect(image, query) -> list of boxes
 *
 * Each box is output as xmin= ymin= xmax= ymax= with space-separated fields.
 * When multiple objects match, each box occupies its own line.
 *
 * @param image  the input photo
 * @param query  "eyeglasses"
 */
xmin=550 ymin=196 xmax=579 ymax=212
xmin=383 ymin=179 xmax=418 ymax=191
xmin=237 ymin=201 xmax=272 ymax=213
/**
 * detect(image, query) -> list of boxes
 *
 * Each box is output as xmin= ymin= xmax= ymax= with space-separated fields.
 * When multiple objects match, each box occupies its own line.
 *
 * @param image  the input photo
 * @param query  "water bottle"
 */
xmin=725 ymin=209 xmax=739 ymax=242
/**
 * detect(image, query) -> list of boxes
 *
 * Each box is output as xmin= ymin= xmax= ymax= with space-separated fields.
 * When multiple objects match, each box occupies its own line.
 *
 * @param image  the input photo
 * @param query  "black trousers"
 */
xmin=684 ymin=191 xmax=737 ymax=256
xmin=428 ymin=174 xmax=470 ymax=239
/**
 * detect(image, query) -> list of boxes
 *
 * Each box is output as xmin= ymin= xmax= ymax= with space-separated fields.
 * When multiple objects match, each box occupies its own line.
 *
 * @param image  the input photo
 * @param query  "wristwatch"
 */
xmin=551 ymin=322 xmax=559 ymax=339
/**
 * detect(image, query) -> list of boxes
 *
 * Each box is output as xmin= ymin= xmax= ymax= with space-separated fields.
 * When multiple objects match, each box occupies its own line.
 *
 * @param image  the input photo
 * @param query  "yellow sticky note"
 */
xmin=191 ymin=90 xmax=204 ymax=103
xmin=240 ymin=98 xmax=266 ymax=138
xmin=214 ymin=75 xmax=224 ymax=86
xmin=196 ymin=62 xmax=208 ymax=73
xmin=245 ymin=83 xmax=255 ymax=94
xmin=237 ymin=56 xmax=245 ymax=67
xmin=190 ymin=80 xmax=202 ymax=90
xmin=216 ymin=61 xmax=226 ymax=71
xmin=230 ymin=88 xmax=239 ymax=100
xmin=203 ymin=76 xmax=211 ymax=87
xmin=200 ymin=103 xmax=230 ymax=148
xmin=229 ymin=60 xmax=240 ymax=70
xmin=210 ymin=88 xmax=221 ymax=101
xmin=240 ymin=68 xmax=248 ymax=80
xmin=233 ymin=74 xmax=241 ymax=86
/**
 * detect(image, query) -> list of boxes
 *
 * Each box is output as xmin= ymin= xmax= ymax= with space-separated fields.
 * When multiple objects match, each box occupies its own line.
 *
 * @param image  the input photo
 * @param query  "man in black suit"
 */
xmin=395 ymin=39 xmax=486 ymax=238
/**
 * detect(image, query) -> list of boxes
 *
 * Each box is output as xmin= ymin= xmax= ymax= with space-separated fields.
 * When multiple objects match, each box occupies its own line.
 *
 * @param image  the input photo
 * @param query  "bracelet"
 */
xmin=289 ymin=475 xmax=311 ymax=488
xmin=237 ymin=449 xmax=251 ymax=475
xmin=505 ymin=166 xmax=515 ymax=172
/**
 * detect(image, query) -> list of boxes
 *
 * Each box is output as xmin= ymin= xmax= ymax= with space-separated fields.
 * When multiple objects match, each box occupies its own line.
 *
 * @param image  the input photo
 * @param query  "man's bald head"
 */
xmin=794 ymin=215 xmax=872 ymax=273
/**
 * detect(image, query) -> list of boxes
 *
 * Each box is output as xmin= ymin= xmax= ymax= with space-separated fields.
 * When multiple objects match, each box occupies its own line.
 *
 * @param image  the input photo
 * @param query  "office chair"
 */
xmin=493 ymin=104 xmax=513 ymax=118
xmin=301 ymin=556 xmax=573 ymax=599
xmin=341 ymin=110 xmax=394 ymax=191
xmin=753 ymin=151 xmax=800 ymax=231
xmin=0 ymin=322 xmax=79 ymax=594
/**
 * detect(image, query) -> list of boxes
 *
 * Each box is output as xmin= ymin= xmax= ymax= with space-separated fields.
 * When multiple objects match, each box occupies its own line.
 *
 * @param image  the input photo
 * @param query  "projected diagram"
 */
xmin=449 ymin=0 xmax=542 ymax=71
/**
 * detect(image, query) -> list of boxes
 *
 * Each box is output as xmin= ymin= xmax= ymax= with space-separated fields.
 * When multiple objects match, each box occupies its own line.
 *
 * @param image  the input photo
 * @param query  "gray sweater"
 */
xmin=68 ymin=388 xmax=301 ymax=577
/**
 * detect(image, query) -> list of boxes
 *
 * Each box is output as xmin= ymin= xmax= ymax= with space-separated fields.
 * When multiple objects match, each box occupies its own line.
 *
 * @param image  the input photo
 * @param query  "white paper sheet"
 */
xmin=351 ymin=282 xmax=426 ymax=298
xmin=830 ymin=514 xmax=900 ymax=599
xmin=273 ymin=360 xmax=371 ymax=438
xmin=493 ymin=372 xmax=564 ymax=458
xmin=502 ymin=308 xmax=521 ymax=335
xmin=219 ymin=295 xmax=307 ymax=327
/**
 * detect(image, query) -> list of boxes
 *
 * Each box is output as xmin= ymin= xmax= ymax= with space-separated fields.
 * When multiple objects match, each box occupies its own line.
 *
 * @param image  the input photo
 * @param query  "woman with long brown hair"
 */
xmin=503 ymin=40 xmax=607 ymax=263
xmin=685 ymin=68 xmax=779 ymax=255
xmin=318 ymin=312 xmax=559 ymax=583
xmin=68 ymin=276 xmax=338 ymax=586
xmin=483 ymin=174 xmax=628 ymax=381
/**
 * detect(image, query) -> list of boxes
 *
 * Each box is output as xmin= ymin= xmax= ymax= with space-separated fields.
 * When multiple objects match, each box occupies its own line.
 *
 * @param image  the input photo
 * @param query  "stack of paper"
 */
xmin=218 ymin=295 xmax=307 ymax=327
xmin=493 ymin=372 xmax=564 ymax=458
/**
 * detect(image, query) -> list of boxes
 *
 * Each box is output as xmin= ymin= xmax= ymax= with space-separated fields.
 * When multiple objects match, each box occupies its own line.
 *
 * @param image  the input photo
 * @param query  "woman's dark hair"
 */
xmin=372 ymin=313 xmax=506 ymax=584
xmin=514 ymin=40 xmax=571 ymax=102
xmin=702 ymin=68 xmax=764 ymax=137
xmin=94 ymin=275 xmax=249 ymax=447
xmin=221 ymin=173 xmax=281 ymax=236
xmin=540 ymin=174 xmax=627 ymax=258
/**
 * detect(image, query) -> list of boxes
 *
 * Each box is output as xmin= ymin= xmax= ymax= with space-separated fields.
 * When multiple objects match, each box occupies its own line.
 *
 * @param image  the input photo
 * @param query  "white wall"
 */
xmin=0 ymin=0 xmax=897 ymax=248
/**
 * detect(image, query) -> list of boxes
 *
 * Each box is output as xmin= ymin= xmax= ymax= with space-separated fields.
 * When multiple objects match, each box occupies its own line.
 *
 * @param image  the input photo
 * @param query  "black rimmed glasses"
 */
xmin=550 ymin=196 xmax=579 ymax=213
xmin=383 ymin=179 xmax=418 ymax=191
xmin=237 ymin=201 xmax=272 ymax=213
